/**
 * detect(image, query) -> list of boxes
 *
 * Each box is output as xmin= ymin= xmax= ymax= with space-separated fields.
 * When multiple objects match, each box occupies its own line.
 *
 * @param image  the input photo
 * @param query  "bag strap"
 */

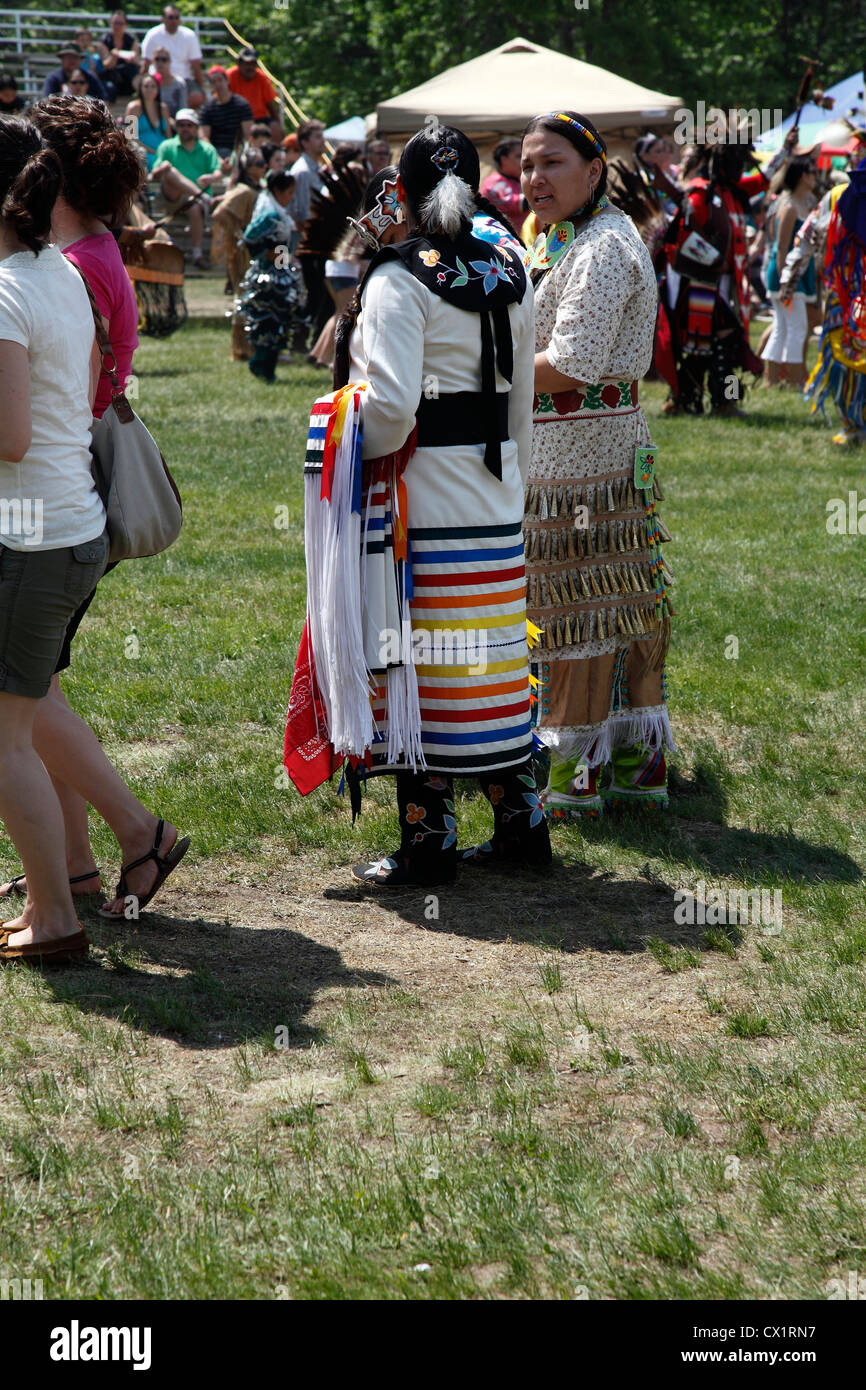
xmin=74 ymin=264 xmax=120 ymax=394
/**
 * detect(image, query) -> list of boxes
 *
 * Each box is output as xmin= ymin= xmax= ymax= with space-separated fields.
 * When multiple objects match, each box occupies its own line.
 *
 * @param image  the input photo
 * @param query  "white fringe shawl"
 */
xmin=305 ymin=388 xmax=425 ymax=769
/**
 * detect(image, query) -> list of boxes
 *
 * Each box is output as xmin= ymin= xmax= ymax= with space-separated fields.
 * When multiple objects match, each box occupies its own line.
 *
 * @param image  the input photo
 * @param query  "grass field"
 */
xmin=1 ymin=296 xmax=865 ymax=1300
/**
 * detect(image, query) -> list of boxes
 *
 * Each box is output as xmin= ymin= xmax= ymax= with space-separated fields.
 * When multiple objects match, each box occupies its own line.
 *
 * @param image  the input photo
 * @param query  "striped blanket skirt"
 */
xmin=368 ymin=521 xmax=534 ymax=775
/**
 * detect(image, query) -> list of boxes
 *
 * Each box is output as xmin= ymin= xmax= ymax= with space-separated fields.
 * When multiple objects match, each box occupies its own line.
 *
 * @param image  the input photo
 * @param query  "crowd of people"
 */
xmin=2 ymin=25 xmax=866 ymax=956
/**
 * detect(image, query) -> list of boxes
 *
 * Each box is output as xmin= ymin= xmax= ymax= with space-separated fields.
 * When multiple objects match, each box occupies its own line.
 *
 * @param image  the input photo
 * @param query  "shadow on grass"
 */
xmin=321 ymin=758 xmax=860 ymax=950
xmin=656 ymin=760 xmax=862 ymax=884
xmin=40 ymin=915 xmax=395 ymax=1052
xmin=326 ymin=861 xmax=699 ymax=955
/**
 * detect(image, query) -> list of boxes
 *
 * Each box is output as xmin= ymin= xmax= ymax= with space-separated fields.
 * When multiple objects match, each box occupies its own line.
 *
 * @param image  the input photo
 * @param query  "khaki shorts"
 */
xmin=0 ymin=530 xmax=109 ymax=699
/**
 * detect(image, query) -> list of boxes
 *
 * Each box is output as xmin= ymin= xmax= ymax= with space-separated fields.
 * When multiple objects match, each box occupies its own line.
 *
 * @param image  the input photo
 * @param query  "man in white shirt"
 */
xmin=142 ymin=5 xmax=203 ymax=105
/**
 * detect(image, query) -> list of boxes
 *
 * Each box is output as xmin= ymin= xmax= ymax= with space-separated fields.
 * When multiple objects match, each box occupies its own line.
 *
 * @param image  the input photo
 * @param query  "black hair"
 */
xmin=399 ymin=123 xmax=480 ymax=236
xmin=332 ymin=141 xmax=363 ymax=170
xmin=493 ymin=137 xmax=521 ymax=168
xmin=522 ymin=110 xmax=608 ymax=209
xmin=783 ymin=156 xmax=814 ymax=191
xmin=0 ymin=72 xmax=18 ymax=90
xmin=236 ymin=150 xmax=264 ymax=187
xmin=0 ymin=115 xmax=61 ymax=252
xmin=265 ymin=168 xmax=295 ymax=194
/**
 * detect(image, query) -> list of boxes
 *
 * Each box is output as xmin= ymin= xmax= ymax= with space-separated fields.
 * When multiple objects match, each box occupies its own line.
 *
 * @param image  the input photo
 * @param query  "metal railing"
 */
xmin=0 ymin=10 xmax=231 ymax=100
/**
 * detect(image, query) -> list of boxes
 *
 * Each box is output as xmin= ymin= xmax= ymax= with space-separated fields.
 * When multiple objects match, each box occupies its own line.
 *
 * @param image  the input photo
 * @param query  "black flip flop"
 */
xmin=99 ymin=820 xmax=190 ymax=918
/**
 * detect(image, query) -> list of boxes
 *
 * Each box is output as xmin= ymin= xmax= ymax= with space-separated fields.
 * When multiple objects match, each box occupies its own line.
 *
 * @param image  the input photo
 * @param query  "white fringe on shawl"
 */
xmin=305 ymin=391 xmax=374 ymax=757
xmin=305 ymin=387 xmax=424 ymax=769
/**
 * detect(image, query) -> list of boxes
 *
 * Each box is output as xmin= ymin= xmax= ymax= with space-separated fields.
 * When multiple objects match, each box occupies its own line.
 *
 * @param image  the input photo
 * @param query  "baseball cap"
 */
xmin=58 ymin=44 xmax=82 ymax=57
xmin=237 ymin=47 xmax=258 ymax=61
xmin=175 ymin=107 xmax=199 ymax=124
xmin=207 ymin=64 xmax=228 ymax=79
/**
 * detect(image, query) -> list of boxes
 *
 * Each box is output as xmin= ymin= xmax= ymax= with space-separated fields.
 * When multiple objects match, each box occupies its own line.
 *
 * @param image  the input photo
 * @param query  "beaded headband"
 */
xmin=545 ymin=112 xmax=607 ymax=163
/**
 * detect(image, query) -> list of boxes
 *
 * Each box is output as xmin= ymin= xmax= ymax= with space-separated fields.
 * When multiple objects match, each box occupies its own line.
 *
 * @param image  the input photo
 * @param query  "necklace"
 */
xmin=523 ymin=195 xmax=610 ymax=273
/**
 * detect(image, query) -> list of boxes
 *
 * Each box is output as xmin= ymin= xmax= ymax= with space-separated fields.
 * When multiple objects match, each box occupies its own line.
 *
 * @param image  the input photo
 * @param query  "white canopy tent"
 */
xmin=367 ymin=36 xmax=682 ymax=153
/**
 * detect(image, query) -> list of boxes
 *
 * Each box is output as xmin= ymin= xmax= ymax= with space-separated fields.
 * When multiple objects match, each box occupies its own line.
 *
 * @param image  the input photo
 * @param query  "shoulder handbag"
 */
xmin=78 ymin=268 xmax=183 ymax=562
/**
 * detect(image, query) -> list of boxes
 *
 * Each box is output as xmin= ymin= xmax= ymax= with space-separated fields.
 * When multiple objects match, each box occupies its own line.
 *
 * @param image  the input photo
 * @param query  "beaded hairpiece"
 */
xmin=546 ymin=112 xmax=607 ymax=163
xmin=347 ymin=176 xmax=405 ymax=251
xmin=431 ymin=144 xmax=459 ymax=171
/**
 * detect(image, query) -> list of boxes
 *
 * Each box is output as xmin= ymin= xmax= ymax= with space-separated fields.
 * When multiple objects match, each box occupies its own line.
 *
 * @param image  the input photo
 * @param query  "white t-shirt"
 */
xmin=142 ymin=23 xmax=202 ymax=81
xmin=0 ymin=245 xmax=104 ymax=551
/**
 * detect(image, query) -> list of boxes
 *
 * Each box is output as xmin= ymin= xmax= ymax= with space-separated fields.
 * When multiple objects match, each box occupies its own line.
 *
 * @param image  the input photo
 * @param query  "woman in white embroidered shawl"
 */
xmin=343 ymin=126 xmax=551 ymax=887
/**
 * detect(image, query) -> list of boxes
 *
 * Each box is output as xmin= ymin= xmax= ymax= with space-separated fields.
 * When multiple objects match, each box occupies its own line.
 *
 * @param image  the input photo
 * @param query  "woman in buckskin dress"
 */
xmin=521 ymin=111 xmax=674 ymax=817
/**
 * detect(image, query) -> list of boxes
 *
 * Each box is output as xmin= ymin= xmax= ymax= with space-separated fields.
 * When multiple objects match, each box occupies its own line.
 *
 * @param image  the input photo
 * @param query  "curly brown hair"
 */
xmin=29 ymin=95 xmax=143 ymax=224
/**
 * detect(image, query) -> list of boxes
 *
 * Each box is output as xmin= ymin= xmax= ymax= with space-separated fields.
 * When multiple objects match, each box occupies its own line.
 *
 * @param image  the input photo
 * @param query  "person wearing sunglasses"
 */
xmin=149 ymin=48 xmax=187 ymax=119
xmin=42 ymin=45 xmax=108 ymax=102
xmin=150 ymin=107 xmax=224 ymax=266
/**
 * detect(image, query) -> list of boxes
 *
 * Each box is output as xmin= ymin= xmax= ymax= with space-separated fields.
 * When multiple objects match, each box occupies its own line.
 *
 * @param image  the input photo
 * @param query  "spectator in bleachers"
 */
xmin=149 ymin=107 xmax=224 ymax=266
xmin=227 ymin=48 xmax=281 ymax=140
xmin=73 ymin=30 xmax=113 ymax=99
xmin=0 ymin=73 xmax=26 ymax=116
xmin=199 ymin=66 xmax=252 ymax=159
xmin=42 ymin=46 xmax=108 ymax=103
xmin=125 ymin=73 xmax=173 ymax=171
xmin=250 ymin=123 xmax=272 ymax=150
xmin=150 ymin=47 xmax=187 ymax=118
xmin=100 ymin=10 xmax=142 ymax=99
xmin=260 ymin=141 xmax=286 ymax=173
xmin=66 ymin=70 xmax=97 ymax=101
xmin=142 ymin=7 xmax=204 ymax=107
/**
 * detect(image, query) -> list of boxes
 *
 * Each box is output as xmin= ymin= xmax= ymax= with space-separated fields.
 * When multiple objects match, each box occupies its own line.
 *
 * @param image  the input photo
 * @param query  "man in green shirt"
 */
xmin=149 ymin=107 xmax=226 ymax=264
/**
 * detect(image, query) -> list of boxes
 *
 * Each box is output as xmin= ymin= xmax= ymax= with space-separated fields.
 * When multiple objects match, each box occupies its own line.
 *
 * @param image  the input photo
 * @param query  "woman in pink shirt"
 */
xmin=32 ymin=96 xmax=141 ymax=413
xmin=0 ymin=95 xmax=190 ymax=922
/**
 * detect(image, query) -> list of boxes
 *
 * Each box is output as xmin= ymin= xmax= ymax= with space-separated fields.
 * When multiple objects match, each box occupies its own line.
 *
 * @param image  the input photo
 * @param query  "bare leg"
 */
xmin=0 ymin=692 xmax=80 ymax=946
xmin=159 ymin=167 xmax=200 ymax=204
xmin=30 ymin=677 xmax=179 ymax=914
xmin=187 ymin=202 xmax=204 ymax=253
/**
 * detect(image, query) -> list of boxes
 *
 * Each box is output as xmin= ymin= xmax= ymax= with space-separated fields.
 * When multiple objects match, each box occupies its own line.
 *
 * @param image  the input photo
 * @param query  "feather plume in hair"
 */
xmin=419 ymin=171 xmax=475 ymax=236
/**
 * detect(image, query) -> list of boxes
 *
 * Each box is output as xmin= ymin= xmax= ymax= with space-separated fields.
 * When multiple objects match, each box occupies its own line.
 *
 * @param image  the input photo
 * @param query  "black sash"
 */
xmin=415 ymin=391 xmax=509 ymax=450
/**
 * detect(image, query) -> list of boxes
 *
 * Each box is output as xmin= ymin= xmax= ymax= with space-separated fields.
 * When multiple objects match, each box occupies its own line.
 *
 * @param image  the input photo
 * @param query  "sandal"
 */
xmin=98 ymin=820 xmax=190 ymax=919
xmin=0 ymin=925 xmax=89 ymax=966
xmin=0 ymin=869 xmax=103 ymax=901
